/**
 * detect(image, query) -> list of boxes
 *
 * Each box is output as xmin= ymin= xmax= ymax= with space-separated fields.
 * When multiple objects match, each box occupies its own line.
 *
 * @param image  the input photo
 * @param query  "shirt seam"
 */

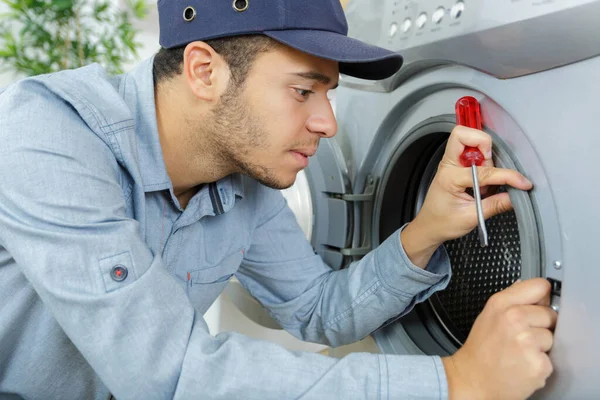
xmin=144 ymin=182 xmax=171 ymax=191
xmin=384 ymin=354 xmax=390 ymax=400
xmin=322 ymin=280 xmax=381 ymax=331
xmin=56 ymin=80 xmax=130 ymax=165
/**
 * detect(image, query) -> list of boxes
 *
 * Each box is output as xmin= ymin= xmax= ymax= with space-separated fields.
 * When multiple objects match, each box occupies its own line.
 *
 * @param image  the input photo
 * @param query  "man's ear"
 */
xmin=183 ymin=41 xmax=230 ymax=102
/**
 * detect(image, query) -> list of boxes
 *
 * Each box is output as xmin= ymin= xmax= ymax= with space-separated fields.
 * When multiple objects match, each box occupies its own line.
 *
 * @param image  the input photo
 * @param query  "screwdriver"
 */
xmin=455 ymin=96 xmax=488 ymax=247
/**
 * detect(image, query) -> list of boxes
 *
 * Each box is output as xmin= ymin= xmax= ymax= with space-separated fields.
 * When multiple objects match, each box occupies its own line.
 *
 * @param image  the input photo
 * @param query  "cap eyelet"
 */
xmin=232 ymin=0 xmax=248 ymax=12
xmin=183 ymin=6 xmax=196 ymax=22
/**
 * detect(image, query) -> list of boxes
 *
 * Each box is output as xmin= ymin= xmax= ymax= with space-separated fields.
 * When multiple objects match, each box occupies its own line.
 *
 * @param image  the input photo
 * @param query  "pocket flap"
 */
xmin=192 ymin=249 xmax=244 ymax=284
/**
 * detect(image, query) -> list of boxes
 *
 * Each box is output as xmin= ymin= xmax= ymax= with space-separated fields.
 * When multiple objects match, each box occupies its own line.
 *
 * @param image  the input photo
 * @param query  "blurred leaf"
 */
xmin=0 ymin=0 xmax=148 ymax=76
xmin=52 ymin=0 xmax=73 ymax=11
xmin=132 ymin=0 xmax=148 ymax=19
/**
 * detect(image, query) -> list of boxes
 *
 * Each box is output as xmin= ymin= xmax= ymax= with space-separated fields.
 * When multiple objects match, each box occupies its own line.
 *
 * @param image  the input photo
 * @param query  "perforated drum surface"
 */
xmin=431 ymin=199 xmax=521 ymax=343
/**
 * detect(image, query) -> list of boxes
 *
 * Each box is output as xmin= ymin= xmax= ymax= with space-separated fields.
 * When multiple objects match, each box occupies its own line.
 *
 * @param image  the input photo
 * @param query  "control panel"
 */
xmin=377 ymin=0 xmax=597 ymax=51
xmin=385 ymin=0 xmax=465 ymax=44
xmin=345 ymin=0 xmax=600 ymax=81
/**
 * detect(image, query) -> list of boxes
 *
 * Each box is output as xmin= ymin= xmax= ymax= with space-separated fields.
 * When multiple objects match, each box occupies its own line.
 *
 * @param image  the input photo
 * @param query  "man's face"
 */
xmin=207 ymin=45 xmax=339 ymax=189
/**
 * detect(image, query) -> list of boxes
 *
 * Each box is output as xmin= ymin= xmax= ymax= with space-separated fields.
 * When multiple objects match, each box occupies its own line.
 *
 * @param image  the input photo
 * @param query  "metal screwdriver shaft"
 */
xmin=455 ymin=96 xmax=488 ymax=247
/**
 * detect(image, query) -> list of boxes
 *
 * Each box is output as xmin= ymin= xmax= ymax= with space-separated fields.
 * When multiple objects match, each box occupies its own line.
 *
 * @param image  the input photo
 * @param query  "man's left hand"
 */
xmin=400 ymin=125 xmax=533 ymax=268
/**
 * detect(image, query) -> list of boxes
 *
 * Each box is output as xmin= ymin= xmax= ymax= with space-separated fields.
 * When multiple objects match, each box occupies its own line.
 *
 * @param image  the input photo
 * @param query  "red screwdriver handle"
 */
xmin=460 ymin=147 xmax=485 ymax=167
xmin=456 ymin=96 xmax=485 ymax=167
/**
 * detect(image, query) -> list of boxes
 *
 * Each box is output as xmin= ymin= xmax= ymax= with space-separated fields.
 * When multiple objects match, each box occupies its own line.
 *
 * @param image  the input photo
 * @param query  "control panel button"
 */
xmin=401 ymin=18 xmax=412 ymax=33
xmin=432 ymin=7 xmax=445 ymax=24
xmin=416 ymin=12 xmax=427 ymax=29
xmin=451 ymin=1 xmax=465 ymax=19
xmin=389 ymin=22 xmax=398 ymax=37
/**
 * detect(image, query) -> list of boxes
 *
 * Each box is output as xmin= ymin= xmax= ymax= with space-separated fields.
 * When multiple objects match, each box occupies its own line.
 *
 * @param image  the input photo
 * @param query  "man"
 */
xmin=0 ymin=0 xmax=556 ymax=399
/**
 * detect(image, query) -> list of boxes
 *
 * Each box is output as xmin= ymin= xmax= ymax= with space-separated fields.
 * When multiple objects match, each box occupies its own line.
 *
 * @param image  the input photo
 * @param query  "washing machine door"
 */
xmin=283 ymin=137 xmax=355 ymax=271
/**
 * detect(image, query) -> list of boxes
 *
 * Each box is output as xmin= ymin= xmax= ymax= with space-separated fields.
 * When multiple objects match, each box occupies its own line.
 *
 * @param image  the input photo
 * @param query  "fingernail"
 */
xmin=523 ymin=177 xmax=533 ymax=186
xmin=486 ymin=150 xmax=492 ymax=159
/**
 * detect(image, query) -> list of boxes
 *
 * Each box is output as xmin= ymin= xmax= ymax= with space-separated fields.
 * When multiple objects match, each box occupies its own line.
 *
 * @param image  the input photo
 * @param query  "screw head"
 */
xmin=553 ymin=260 xmax=562 ymax=269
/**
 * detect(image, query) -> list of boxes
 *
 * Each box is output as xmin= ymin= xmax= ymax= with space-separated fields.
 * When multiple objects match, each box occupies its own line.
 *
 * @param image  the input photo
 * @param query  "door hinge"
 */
xmin=338 ymin=176 xmax=378 ymax=257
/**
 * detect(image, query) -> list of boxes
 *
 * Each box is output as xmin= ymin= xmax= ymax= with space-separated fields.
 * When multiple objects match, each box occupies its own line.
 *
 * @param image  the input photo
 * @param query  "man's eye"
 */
xmin=295 ymin=88 xmax=313 ymax=98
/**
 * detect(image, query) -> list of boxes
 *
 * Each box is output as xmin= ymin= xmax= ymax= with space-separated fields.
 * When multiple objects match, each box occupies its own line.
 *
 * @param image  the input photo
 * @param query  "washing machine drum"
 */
xmin=432 ymin=199 xmax=522 ymax=343
xmin=378 ymin=131 xmax=540 ymax=352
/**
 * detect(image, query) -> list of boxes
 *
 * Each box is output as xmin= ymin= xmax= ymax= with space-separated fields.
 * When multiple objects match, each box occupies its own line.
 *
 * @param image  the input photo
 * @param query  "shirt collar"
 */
xmin=120 ymin=56 xmax=171 ymax=192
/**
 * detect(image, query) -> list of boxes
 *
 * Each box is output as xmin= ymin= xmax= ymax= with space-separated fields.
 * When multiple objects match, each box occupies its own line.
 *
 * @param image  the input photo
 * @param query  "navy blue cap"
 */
xmin=157 ymin=0 xmax=403 ymax=80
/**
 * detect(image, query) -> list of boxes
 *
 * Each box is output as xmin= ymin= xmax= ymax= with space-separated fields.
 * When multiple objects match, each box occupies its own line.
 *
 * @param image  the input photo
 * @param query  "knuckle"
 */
xmin=450 ymin=125 xmax=464 ymax=138
xmin=516 ymin=331 xmax=535 ymax=348
xmin=543 ymin=356 xmax=554 ymax=378
xmin=532 ymin=355 xmax=554 ymax=384
xmin=484 ymin=134 xmax=492 ymax=146
xmin=505 ymin=306 xmax=526 ymax=326
xmin=531 ymin=357 xmax=547 ymax=379
xmin=486 ymin=292 xmax=505 ymax=311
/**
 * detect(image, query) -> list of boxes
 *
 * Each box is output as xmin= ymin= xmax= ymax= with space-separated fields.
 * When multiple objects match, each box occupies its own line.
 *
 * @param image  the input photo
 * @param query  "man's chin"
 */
xmin=256 ymin=174 xmax=297 ymax=190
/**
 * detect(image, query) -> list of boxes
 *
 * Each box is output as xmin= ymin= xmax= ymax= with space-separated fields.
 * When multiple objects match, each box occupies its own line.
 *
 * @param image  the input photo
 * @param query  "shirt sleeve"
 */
xmin=0 ymin=80 xmax=449 ymax=399
xmin=237 ymin=186 xmax=452 ymax=347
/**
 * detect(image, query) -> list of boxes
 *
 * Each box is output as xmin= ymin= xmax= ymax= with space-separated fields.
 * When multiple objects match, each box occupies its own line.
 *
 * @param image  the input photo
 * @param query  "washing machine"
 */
xmin=280 ymin=0 xmax=600 ymax=398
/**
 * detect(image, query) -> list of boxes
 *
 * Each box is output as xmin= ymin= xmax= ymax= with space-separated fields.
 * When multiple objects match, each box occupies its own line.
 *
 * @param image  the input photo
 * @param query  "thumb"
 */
xmin=496 ymin=278 xmax=552 ymax=307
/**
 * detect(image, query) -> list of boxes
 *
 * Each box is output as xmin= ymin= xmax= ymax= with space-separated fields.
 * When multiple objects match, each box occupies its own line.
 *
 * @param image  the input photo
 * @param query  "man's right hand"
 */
xmin=442 ymin=278 xmax=558 ymax=400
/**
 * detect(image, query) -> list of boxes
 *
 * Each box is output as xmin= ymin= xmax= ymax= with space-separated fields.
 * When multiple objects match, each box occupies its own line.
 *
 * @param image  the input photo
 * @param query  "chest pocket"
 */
xmin=187 ymin=249 xmax=244 ymax=313
xmin=192 ymin=249 xmax=243 ymax=284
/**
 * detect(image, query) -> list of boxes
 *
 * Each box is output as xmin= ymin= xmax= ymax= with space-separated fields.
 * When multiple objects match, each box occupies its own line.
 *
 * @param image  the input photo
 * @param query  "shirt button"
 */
xmin=110 ymin=265 xmax=128 ymax=282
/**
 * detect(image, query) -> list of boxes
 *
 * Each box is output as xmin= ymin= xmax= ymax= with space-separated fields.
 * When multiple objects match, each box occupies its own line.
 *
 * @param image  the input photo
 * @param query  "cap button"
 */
xmin=110 ymin=265 xmax=128 ymax=282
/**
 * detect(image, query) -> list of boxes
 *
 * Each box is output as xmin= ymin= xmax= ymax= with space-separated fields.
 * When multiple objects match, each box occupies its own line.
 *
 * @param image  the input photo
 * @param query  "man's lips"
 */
xmin=291 ymin=148 xmax=317 ymax=157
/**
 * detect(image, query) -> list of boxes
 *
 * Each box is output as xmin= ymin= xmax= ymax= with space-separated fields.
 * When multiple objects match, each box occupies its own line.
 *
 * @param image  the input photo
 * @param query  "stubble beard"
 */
xmin=204 ymin=84 xmax=295 ymax=190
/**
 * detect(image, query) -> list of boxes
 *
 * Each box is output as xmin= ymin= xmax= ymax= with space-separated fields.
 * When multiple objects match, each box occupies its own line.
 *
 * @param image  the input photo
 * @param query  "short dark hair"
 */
xmin=152 ymin=35 xmax=280 ymax=87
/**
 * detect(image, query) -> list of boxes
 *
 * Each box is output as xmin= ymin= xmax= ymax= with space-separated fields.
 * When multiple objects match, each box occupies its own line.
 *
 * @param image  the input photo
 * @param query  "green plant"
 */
xmin=0 ymin=0 xmax=149 ymax=76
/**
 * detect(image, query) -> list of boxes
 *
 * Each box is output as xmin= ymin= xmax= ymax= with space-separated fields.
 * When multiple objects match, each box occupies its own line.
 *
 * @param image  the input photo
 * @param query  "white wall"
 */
xmin=0 ymin=70 xmax=19 ymax=87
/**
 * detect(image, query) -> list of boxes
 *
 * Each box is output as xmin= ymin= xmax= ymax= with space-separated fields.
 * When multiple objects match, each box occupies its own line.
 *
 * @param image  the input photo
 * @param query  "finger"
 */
xmin=481 ymin=192 xmax=512 ymax=219
xmin=536 ymin=287 xmax=551 ymax=307
xmin=518 ymin=305 xmax=558 ymax=329
xmin=496 ymin=278 xmax=552 ymax=307
xmin=452 ymin=166 xmax=533 ymax=191
xmin=482 ymin=155 xmax=495 ymax=169
xmin=444 ymin=126 xmax=493 ymax=167
xmin=529 ymin=328 xmax=554 ymax=353
xmin=528 ymin=353 xmax=554 ymax=386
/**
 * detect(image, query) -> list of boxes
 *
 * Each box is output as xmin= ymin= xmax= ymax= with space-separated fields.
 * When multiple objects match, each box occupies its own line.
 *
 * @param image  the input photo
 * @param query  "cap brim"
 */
xmin=264 ymin=29 xmax=402 ymax=81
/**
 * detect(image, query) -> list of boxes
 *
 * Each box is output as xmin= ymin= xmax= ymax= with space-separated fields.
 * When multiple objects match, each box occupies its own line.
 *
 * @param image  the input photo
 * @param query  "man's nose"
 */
xmin=306 ymin=101 xmax=338 ymax=138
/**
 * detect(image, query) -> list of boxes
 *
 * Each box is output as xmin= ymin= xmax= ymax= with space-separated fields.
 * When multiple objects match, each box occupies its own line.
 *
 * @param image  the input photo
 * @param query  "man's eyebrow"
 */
xmin=291 ymin=72 xmax=339 ymax=89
